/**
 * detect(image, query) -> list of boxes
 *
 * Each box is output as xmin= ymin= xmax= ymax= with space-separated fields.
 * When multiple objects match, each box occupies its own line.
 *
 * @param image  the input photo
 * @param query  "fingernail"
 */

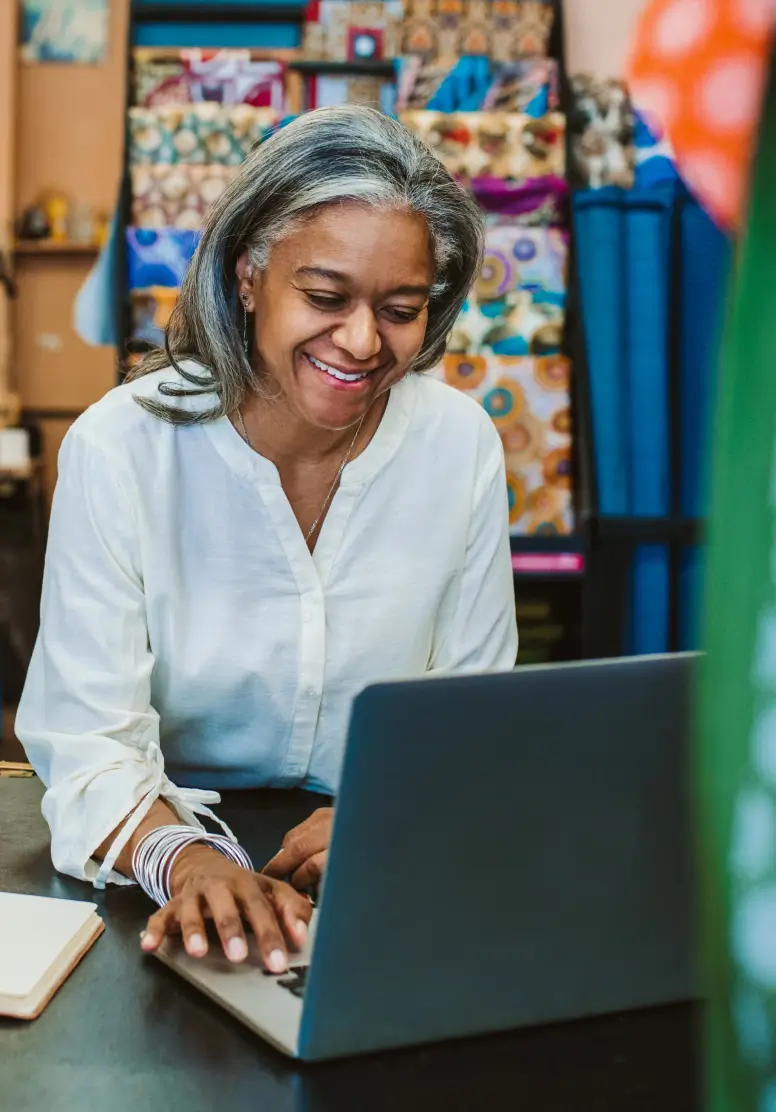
xmin=187 ymin=933 xmax=206 ymax=956
xmin=227 ymin=937 xmax=248 ymax=963
xmin=141 ymin=931 xmax=156 ymax=951
xmin=267 ymin=948 xmax=287 ymax=973
xmin=295 ymin=920 xmax=308 ymax=943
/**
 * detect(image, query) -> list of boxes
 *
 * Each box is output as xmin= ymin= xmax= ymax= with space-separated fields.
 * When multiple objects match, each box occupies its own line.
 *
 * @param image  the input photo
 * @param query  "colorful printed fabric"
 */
xmin=400 ymin=0 xmax=554 ymax=63
xmin=126 ymin=228 xmax=200 ymax=290
xmin=400 ymin=110 xmax=565 ymax=182
xmin=129 ymin=105 xmax=279 ymax=166
xmin=435 ymin=353 xmax=574 ymax=536
xmin=303 ymin=1 xmax=404 ymax=61
xmin=394 ymin=54 xmax=558 ymax=114
xmin=131 ymin=286 xmax=180 ymax=347
xmin=472 ymin=174 xmax=568 ymax=223
xmin=569 ymin=74 xmax=636 ymax=189
xmin=629 ymin=0 xmax=775 ymax=231
xmin=131 ymin=165 xmax=239 ymax=229
xmin=134 ymin=50 xmax=287 ymax=110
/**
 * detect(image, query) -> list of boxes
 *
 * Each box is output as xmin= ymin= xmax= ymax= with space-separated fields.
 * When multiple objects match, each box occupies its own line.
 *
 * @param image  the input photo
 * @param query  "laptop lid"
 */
xmin=299 ymin=654 xmax=698 ymax=1060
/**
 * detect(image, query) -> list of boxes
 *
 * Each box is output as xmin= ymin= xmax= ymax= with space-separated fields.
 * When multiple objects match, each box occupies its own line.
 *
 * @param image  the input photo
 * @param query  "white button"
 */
xmin=307 ymin=686 xmax=317 ymax=699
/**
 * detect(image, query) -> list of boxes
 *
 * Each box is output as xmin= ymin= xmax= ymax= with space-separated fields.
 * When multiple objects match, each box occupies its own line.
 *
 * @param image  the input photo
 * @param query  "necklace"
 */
xmin=236 ymin=406 xmax=367 ymax=543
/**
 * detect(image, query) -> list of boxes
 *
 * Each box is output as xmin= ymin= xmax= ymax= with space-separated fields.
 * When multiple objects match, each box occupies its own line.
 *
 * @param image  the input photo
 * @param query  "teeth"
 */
xmin=307 ymin=354 xmax=368 ymax=382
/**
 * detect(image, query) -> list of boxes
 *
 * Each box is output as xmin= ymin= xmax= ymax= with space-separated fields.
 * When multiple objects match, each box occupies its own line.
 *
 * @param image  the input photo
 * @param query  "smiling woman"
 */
xmin=15 ymin=105 xmax=518 ymax=974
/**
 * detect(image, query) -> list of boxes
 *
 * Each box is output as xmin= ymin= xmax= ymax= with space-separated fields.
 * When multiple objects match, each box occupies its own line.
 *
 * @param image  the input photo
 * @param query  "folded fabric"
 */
xmin=479 ymin=223 xmax=568 ymax=296
xmin=400 ymin=0 xmax=554 ymax=63
xmin=131 ymin=286 xmax=180 ymax=347
xmin=395 ymin=54 xmax=557 ymax=114
xmin=472 ymin=175 xmax=568 ymax=223
xmin=129 ymin=105 xmax=279 ymax=165
xmin=434 ymin=353 xmax=574 ymax=536
xmin=126 ymin=228 xmax=200 ymax=289
xmin=400 ymin=110 xmax=565 ymax=182
xmin=134 ymin=50 xmax=287 ymax=110
xmin=303 ymin=1 xmax=404 ymax=61
xmin=569 ymin=74 xmax=635 ymax=188
xmin=310 ymin=74 xmax=396 ymax=112
xmin=131 ymin=165 xmax=239 ymax=229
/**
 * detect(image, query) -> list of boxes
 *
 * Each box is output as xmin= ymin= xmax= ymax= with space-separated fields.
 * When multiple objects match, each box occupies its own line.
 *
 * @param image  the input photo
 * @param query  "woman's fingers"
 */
xmin=204 ymin=883 xmax=251 ymax=964
xmin=178 ymin=894 xmax=209 ymax=957
xmin=266 ymin=877 xmax=313 ymax=948
xmin=290 ymin=850 xmax=327 ymax=892
xmin=235 ymin=878 xmax=290 ymax=971
xmin=141 ymin=902 xmax=177 ymax=952
xmin=262 ymin=808 xmax=333 ymax=879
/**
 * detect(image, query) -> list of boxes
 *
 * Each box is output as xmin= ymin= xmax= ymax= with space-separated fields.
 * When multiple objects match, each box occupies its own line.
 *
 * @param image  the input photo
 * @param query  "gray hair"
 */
xmin=128 ymin=104 xmax=485 ymax=423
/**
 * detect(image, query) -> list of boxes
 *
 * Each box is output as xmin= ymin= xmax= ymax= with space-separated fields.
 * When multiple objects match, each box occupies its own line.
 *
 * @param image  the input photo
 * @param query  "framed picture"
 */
xmin=21 ymin=0 xmax=109 ymax=65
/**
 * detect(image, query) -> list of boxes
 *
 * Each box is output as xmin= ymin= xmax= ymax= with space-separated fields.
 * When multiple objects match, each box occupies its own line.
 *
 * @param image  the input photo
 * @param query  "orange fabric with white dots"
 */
xmin=628 ymin=0 xmax=776 ymax=230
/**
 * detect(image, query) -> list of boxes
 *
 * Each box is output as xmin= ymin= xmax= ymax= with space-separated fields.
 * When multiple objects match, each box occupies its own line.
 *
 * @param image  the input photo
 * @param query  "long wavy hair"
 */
xmin=127 ymin=104 xmax=484 ymax=424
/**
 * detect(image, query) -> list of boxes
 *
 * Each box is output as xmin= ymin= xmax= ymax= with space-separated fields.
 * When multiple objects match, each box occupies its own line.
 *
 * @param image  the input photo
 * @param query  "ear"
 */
xmin=235 ymin=251 xmax=255 ymax=312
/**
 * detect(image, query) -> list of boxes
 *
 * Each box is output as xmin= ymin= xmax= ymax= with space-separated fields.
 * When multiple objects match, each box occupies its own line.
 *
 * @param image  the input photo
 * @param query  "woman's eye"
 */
xmin=306 ymin=293 xmax=345 ymax=309
xmin=385 ymin=307 xmax=421 ymax=323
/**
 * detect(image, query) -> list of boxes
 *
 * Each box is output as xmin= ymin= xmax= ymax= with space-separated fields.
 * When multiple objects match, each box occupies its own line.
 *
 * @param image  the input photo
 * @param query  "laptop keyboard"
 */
xmin=263 ymin=964 xmax=309 ymax=999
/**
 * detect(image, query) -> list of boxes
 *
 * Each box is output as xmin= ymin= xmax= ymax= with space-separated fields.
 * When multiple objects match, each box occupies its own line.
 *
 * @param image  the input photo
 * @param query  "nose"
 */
xmin=330 ymin=304 xmax=381 ymax=362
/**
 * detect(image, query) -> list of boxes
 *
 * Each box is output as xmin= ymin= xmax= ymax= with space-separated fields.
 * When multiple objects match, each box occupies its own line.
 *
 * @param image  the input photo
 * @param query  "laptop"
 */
xmin=154 ymin=652 xmax=698 ymax=1061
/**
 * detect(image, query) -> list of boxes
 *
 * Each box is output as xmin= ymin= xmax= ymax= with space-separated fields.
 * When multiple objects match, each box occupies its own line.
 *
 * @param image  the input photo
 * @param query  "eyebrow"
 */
xmin=295 ymin=266 xmax=431 ymax=297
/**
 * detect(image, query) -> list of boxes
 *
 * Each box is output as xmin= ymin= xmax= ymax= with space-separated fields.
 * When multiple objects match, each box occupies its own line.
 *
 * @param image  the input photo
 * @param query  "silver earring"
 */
xmin=243 ymin=304 xmax=249 ymax=357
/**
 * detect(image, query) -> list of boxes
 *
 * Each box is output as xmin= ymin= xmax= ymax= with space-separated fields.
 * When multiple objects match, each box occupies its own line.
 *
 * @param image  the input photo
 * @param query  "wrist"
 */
xmin=168 ymin=843 xmax=225 ymax=897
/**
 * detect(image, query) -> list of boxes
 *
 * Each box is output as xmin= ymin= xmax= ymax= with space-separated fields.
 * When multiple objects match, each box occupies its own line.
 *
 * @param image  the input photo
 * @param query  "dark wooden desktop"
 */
xmin=0 ymin=778 xmax=700 ymax=1111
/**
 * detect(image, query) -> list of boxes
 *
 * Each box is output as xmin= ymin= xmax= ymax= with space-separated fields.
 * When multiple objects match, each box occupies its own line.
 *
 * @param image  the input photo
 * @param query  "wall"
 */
xmin=10 ymin=0 xmax=129 ymax=503
xmin=564 ymin=0 xmax=648 ymax=78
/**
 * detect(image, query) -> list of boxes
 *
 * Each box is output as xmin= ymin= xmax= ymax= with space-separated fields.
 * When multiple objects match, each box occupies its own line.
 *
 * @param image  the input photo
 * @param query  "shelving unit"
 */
xmin=13 ymin=240 xmax=100 ymax=258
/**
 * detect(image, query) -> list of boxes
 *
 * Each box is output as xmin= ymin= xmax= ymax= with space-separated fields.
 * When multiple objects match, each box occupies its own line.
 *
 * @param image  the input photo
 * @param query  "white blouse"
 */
xmin=16 ymin=365 xmax=518 ymax=887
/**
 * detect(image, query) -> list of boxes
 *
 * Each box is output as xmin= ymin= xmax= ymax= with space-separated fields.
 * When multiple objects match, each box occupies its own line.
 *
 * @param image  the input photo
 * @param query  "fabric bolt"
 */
xmin=303 ymin=0 xmax=404 ymax=60
xmin=569 ymin=75 xmax=636 ymax=189
xmin=133 ymin=50 xmax=287 ymax=110
xmin=472 ymin=174 xmax=568 ymax=223
xmin=435 ymin=353 xmax=574 ymax=536
xmin=629 ymin=0 xmax=776 ymax=229
xmin=15 ymin=365 xmax=517 ymax=887
xmin=129 ymin=104 xmax=279 ymax=166
xmin=126 ymin=228 xmax=200 ymax=290
xmin=400 ymin=110 xmax=565 ymax=183
xmin=131 ymin=165 xmax=239 ymax=229
xmin=130 ymin=287 xmax=179 ymax=347
xmin=399 ymin=0 xmax=554 ymax=62
xmin=395 ymin=54 xmax=558 ymax=114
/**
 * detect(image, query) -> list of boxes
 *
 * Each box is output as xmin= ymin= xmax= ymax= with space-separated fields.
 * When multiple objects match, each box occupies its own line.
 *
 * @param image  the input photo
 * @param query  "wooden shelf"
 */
xmin=13 ymin=240 xmax=100 ymax=258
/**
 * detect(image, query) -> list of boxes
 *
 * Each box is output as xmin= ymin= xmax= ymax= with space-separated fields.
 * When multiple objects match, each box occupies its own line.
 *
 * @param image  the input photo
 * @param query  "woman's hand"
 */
xmin=140 ymin=844 xmax=312 ymax=970
xmin=262 ymin=807 xmax=334 ymax=890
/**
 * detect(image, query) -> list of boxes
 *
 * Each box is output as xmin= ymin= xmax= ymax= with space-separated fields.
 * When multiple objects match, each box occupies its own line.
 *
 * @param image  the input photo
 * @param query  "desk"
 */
xmin=0 ymin=778 xmax=700 ymax=1111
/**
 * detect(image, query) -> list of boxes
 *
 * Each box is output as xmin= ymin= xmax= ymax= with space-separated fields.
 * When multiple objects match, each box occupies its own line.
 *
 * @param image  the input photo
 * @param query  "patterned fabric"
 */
xmin=131 ymin=165 xmax=239 ymax=229
xmin=448 ymin=223 xmax=566 ymax=357
xmin=303 ymin=1 xmax=404 ymax=60
xmin=129 ymin=105 xmax=279 ymax=166
xmin=400 ymin=110 xmax=565 ymax=182
xmin=126 ymin=228 xmax=200 ymax=290
xmin=400 ymin=0 xmax=554 ymax=63
xmin=134 ymin=50 xmax=286 ymax=110
xmin=629 ymin=0 xmax=775 ymax=230
xmin=395 ymin=54 xmax=557 ymax=114
xmin=130 ymin=286 xmax=180 ymax=347
xmin=569 ymin=75 xmax=636 ymax=189
xmin=473 ymin=175 xmax=568 ymax=223
xmin=435 ymin=353 xmax=574 ymax=536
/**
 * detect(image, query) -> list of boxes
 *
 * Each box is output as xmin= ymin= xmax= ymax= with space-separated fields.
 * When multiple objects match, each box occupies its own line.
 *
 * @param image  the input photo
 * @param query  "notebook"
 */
xmin=0 ymin=893 xmax=104 ymax=1019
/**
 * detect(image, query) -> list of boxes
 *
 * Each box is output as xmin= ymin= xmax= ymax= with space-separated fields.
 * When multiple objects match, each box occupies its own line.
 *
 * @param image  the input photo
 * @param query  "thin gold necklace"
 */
xmin=235 ymin=406 xmax=367 ymax=543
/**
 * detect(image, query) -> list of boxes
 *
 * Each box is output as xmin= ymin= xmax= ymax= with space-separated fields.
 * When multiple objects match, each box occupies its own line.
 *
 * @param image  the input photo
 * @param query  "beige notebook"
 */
xmin=0 ymin=893 xmax=104 ymax=1019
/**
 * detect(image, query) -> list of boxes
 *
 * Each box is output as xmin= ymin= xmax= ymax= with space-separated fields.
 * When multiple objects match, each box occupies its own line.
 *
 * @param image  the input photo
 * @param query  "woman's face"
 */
xmin=237 ymin=204 xmax=434 ymax=430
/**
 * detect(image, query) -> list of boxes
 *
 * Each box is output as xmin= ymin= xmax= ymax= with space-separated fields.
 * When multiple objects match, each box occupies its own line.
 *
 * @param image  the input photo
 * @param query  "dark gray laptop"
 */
xmin=155 ymin=652 xmax=698 ymax=1060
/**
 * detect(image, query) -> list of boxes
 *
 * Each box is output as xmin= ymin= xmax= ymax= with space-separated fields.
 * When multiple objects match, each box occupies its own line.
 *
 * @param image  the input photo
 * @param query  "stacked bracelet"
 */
xmin=132 ymin=824 xmax=254 ymax=906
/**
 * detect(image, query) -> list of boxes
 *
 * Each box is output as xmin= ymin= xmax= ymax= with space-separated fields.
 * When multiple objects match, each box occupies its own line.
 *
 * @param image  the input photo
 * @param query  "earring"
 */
xmin=242 ymin=303 xmax=249 ymax=358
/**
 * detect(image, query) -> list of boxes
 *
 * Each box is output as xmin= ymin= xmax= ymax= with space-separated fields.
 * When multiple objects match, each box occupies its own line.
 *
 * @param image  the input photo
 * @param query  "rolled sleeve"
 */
xmin=16 ymin=426 xmax=206 ymax=886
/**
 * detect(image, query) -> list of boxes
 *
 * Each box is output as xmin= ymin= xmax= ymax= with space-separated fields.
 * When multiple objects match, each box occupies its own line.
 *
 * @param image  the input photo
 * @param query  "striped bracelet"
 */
xmin=132 ymin=824 xmax=254 ymax=906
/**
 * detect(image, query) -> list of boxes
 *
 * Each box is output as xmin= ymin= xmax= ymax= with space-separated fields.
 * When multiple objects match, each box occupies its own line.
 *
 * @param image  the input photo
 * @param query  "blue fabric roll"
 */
xmin=628 ymin=545 xmax=671 ymax=655
xmin=678 ymin=192 xmax=731 ymax=518
xmin=623 ymin=185 xmax=675 ymax=517
xmin=573 ymin=189 xmax=629 ymax=515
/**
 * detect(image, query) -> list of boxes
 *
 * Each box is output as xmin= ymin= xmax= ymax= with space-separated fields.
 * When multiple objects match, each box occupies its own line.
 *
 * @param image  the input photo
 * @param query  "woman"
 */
xmin=17 ymin=105 xmax=517 ymax=972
